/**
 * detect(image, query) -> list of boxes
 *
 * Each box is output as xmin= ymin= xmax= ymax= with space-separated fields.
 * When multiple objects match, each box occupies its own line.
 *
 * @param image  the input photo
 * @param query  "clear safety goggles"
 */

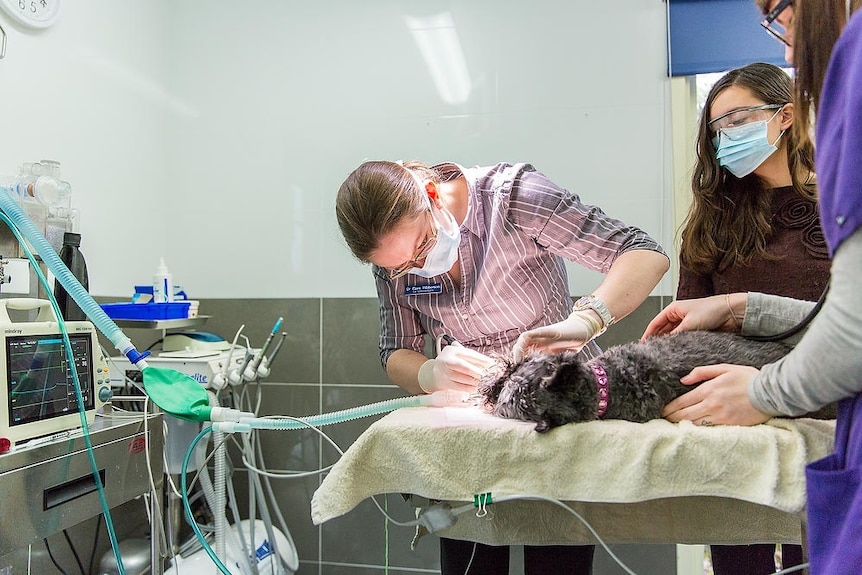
xmin=708 ymin=104 xmax=784 ymax=133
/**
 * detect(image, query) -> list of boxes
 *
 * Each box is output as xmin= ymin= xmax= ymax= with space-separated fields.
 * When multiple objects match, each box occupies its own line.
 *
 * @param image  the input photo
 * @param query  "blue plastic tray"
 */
xmin=100 ymin=302 xmax=191 ymax=321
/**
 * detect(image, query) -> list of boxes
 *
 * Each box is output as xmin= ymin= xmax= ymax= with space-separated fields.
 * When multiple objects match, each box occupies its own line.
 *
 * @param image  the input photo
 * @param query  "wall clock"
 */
xmin=0 ymin=0 xmax=62 ymax=29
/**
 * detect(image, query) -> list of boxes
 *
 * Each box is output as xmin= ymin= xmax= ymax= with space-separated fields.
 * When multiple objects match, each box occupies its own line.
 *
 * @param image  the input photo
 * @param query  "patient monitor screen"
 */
xmin=6 ymin=333 xmax=95 ymax=427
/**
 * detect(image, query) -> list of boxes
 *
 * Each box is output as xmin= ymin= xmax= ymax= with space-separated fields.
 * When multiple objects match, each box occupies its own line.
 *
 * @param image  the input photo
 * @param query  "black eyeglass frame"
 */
xmin=707 ymin=104 xmax=784 ymax=132
xmin=761 ymin=0 xmax=793 ymax=46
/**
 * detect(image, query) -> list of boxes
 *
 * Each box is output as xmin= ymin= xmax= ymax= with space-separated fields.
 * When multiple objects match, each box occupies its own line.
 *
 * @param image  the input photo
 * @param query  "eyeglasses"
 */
xmin=387 ymin=211 xmax=438 ymax=279
xmin=761 ymin=0 xmax=793 ymax=46
xmin=708 ymin=104 xmax=783 ymax=133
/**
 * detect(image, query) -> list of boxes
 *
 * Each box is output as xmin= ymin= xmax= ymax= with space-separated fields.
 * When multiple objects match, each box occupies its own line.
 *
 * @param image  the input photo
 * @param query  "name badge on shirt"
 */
xmin=405 ymin=283 xmax=442 ymax=296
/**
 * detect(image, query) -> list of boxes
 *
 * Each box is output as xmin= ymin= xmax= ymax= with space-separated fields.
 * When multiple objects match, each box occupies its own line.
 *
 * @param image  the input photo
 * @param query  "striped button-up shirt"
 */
xmin=374 ymin=162 xmax=666 ymax=367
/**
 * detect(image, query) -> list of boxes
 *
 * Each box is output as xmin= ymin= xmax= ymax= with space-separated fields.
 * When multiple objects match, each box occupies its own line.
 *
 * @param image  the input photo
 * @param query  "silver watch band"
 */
xmin=573 ymin=295 xmax=615 ymax=330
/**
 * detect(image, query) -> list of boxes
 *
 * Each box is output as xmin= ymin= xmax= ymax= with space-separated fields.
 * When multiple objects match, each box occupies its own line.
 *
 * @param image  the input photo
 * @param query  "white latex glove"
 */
xmin=417 ymin=345 xmax=496 ymax=393
xmin=512 ymin=311 xmax=600 ymax=362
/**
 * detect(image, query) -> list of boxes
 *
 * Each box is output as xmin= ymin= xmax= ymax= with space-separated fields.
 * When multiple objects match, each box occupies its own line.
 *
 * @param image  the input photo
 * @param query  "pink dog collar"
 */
xmin=589 ymin=363 xmax=609 ymax=418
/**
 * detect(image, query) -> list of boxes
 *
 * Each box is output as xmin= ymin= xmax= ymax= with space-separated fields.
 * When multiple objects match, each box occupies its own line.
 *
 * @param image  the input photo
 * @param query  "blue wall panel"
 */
xmin=668 ymin=0 xmax=787 ymax=76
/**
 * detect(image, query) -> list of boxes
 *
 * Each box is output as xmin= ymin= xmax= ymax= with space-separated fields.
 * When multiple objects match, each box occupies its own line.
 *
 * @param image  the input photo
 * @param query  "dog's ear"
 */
xmin=538 ymin=352 xmax=581 ymax=390
xmin=534 ymin=420 xmax=551 ymax=433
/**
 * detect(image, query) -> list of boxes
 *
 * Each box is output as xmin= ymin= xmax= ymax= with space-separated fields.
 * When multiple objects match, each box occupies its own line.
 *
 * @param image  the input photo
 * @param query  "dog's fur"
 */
xmin=478 ymin=331 xmax=792 ymax=432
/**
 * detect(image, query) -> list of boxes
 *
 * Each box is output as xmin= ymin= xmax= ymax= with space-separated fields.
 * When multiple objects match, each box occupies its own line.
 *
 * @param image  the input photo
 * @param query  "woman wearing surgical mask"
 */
xmin=336 ymin=159 xmax=669 ymax=575
xmin=678 ymin=62 xmax=829 ymax=304
xmin=677 ymin=62 xmax=830 ymax=575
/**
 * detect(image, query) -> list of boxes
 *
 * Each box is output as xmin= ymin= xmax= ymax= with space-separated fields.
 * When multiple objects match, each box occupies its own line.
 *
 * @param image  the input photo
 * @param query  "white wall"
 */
xmin=1 ymin=0 xmax=674 ymax=299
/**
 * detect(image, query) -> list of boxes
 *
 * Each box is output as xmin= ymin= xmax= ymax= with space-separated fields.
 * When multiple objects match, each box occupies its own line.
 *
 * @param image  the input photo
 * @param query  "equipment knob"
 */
xmin=98 ymin=387 xmax=113 ymax=402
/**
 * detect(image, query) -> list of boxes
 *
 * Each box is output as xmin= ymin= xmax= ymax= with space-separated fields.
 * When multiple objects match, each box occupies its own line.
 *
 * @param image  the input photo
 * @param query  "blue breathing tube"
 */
xmin=0 ymin=188 xmax=149 ymax=366
xmin=205 ymin=390 xmax=474 ymax=432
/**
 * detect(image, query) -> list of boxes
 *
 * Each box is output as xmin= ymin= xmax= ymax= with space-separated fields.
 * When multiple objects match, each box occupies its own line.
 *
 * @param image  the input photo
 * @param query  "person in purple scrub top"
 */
xmin=647 ymin=1 xmax=862 ymax=572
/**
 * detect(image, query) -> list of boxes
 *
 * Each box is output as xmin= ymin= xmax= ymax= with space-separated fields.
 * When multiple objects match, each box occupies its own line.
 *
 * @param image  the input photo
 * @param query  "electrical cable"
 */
xmin=367 ymin=491 xmax=641 ymax=574
xmin=61 ymin=530 xmax=85 ymax=575
xmin=145 ymin=337 xmax=165 ymax=351
xmin=240 ymin=457 xmax=334 ymax=479
xmin=246 ymin=437 xmax=285 ymax=575
xmin=88 ymin=514 xmax=102 ymax=575
xmin=224 ymin=465 xmax=256 ymax=575
xmin=141 ymin=395 xmax=169 ymax=558
xmin=236 ymin=375 xmax=295 ymax=574
xmin=245 ymin=390 xmax=289 ymax=564
xmin=217 ymin=324 xmax=244 ymax=389
xmin=383 ymin=495 xmax=390 ymax=570
xmin=240 ymin=415 xmax=420 ymax=529
xmin=43 ymin=538 xmax=70 ymax=575
xmin=472 ymin=494 xmax=638 ymax=575
xmin=462 ymin=542 xmax=478 ymax=575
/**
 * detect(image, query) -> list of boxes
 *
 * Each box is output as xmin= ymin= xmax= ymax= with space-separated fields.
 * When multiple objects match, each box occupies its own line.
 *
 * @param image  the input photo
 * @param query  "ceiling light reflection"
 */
xmin=404 ymin=12 xmax=472 ymax=105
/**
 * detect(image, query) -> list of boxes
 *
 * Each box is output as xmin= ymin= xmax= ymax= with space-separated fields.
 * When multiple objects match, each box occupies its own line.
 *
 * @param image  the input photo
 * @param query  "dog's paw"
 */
xmin=534 ymin=420 xmax=552 ymax=433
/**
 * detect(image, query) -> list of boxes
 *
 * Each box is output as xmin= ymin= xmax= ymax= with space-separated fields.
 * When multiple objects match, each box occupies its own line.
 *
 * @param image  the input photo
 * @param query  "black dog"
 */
xmin=478 ymin=331 xmax=791 ymax=432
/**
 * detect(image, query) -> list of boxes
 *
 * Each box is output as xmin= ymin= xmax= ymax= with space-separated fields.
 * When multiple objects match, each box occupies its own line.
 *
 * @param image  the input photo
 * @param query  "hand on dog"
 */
xmin=642 ymin=293 xmax=746 ymax=339
xmin=661 ymin=363 xmax=771 ymax=426
xmin=512 ymin=311 xmax=597 ymax=362
xmin=418 ymin=345 xmax=496 ymax=393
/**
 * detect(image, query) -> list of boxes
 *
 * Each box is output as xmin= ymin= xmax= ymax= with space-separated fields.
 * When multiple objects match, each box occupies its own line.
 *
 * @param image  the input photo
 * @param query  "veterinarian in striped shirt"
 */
xmin=336 ymin=159 xmax=669 ymax=575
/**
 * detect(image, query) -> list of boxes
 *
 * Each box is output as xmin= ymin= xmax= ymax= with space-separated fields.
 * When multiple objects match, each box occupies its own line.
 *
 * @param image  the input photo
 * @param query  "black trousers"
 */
xmin=440 ymin=539 xmax=595 ymax=575
xmin=711 ymin=543 xmax=804 ymax=575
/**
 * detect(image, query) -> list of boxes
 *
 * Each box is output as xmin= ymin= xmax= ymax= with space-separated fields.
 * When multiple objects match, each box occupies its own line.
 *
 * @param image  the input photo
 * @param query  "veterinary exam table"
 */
xmin=311 ymin=405 xmax=835 ymax=546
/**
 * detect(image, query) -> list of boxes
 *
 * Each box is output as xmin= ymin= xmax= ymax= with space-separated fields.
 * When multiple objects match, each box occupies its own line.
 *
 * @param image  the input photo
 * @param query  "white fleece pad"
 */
xmin=310 ymin=406 xmax=835 ymax=545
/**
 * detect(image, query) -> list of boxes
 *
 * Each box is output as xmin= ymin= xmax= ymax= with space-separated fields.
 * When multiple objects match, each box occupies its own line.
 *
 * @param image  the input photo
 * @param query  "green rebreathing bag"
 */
xmin=142 ymin=366 xmax=213 ymax=422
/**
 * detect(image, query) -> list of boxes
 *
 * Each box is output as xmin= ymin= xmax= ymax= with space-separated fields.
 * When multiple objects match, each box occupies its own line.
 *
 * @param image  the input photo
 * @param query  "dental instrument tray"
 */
xmin=100 ymin=301 xmax=190 ymax=321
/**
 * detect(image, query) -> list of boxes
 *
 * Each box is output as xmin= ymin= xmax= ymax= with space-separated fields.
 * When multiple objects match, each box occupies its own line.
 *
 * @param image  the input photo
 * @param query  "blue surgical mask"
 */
xmin=410 ymin=205 xmax=461 ymax=278
xmin=713 ymin=108 xmax=784 ymax=178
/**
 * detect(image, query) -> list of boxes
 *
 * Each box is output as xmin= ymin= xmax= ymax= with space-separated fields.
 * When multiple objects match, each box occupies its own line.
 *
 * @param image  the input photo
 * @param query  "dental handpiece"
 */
xmin=253 ymin=332 xmax=287 ymax=379
xmin=247 ymin=316 xmax=283 ymax=376
xmin=263 ymin=332 xmax=288 ymax=365
xmin=436 ymin=333 xmax=462 ymax=355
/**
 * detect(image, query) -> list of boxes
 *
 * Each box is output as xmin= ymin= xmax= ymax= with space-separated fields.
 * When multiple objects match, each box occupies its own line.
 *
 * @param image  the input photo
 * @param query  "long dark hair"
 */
xmin=680 ymin=62 xmax=816 ymax=274
xmin=792 ymin=0 xmax=862 ymax=147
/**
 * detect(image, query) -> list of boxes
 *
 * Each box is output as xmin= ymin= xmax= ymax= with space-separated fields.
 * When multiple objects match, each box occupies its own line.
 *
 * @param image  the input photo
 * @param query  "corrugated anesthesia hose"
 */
xmin=0 ymin=187 xmax=147 ymax=365
xmin=237 ymin=391 xmax=472 ymax=430
xmin=208 ymin=391 xmax=228 ymax=562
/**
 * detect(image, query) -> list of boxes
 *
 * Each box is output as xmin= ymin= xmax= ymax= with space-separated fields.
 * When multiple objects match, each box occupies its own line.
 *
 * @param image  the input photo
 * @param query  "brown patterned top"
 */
xmin=678 ymin=187 xmax=830 ymax=302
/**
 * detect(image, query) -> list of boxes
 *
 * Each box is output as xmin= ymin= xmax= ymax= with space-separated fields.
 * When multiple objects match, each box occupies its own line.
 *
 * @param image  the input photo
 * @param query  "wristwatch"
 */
xmin=573 ymin=295 xmax=615 ymax=332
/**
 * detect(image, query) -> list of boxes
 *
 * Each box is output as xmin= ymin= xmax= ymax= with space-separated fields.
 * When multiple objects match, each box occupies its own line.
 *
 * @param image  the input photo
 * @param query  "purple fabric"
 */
xmin=816 ymin=11 xmax=862 ymax=256
xmin=803 ymin=15 xmax=862 ymax=572
xmin=805 ymin=393 xmax=862 ymax=574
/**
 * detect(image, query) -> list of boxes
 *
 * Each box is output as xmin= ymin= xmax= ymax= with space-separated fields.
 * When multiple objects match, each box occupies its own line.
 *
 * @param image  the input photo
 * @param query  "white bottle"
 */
xmin=153 ymin=257 xmax=174 ymax=303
